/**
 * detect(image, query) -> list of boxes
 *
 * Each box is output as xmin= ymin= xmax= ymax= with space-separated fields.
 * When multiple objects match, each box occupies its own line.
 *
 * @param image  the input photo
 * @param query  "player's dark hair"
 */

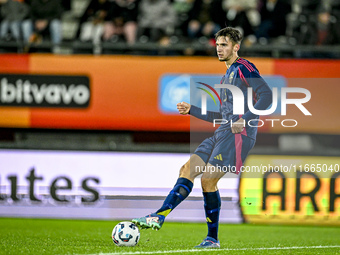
xmin=215 ymin=27 xmax=243 ymax=45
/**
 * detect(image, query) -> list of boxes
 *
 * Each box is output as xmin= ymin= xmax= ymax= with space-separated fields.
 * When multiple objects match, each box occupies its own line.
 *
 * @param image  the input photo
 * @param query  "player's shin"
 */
xmin=203 ymin=190 xmax=221 ymax=241
xmin=156 ymin=177 xmax=193 ymax=217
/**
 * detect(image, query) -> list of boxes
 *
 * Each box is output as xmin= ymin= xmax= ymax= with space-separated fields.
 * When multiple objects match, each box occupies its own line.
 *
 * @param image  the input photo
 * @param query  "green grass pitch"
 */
xmin=0 ymin=218 xmax=339 ymax=255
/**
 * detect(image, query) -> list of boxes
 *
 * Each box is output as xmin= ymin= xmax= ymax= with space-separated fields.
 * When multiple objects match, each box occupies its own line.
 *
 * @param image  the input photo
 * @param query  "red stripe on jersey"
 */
xmin=238 ymin=60 xmax=254 ymax=72
xmin=238 ymin=58 xmax=255 ymax=71
xmin=238 ymin=68 xmax=249 ymax=86
xmin=237 ymin=58 xmax=255 ymax=72
xmin=238 ymin=68 xmax=258 ymax=103
xmin=235 ymin=133 xmax=243 ymax=175
xmin=237 ymin=60 xmax=251 ymax=72
xmin=239 ymin=115 xmax=248 ymax=137
xmin=253 ymin=90 xmax=258 ymax=104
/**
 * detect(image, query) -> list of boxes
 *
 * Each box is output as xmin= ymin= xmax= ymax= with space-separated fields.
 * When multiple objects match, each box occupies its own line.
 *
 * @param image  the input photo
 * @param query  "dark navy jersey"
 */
xmin=190 ymin=57 xmax=273 ymax=140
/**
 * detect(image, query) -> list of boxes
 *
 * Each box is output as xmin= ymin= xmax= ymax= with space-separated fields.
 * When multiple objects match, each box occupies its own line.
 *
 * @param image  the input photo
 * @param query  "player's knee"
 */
xmin=179 ymin=163 xmax=190 ymax=178
xmin=201 ymin=178 xmax=217 ymax=192
xmin=179 ymin=161 xmax=200 ymax=181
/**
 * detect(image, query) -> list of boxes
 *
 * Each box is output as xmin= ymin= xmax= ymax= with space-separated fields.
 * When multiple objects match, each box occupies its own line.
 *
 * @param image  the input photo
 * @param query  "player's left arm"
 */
xmin=241 ymin=70 xmax=273 ymax=123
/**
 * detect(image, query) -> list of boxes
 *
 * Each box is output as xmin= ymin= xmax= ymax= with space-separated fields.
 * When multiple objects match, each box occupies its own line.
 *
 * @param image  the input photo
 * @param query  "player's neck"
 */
xmin=225 ymin=54 xmax=239 ymax=70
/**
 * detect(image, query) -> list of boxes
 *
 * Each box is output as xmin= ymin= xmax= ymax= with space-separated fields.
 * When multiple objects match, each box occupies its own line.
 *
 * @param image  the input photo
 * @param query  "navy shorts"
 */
xmin=194 ymin=129 xmax=255 ymax=174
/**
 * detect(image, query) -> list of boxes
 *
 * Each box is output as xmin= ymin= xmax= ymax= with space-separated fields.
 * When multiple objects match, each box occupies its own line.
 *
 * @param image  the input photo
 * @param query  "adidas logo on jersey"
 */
xmin=214 ymin=154 xmax=223 ymax=161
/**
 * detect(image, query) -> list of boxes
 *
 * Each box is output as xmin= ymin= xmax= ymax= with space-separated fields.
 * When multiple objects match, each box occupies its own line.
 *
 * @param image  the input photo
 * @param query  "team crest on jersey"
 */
xmin=229 ymin=71 xmax=234 ymax=83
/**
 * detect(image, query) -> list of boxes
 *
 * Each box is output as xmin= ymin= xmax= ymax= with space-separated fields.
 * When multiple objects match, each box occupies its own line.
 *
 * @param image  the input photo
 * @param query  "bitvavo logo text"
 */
xmin=0 ymin=74 xmax=90 ymax=108
xmin=197 ymin=83 xmax=311 ymax=128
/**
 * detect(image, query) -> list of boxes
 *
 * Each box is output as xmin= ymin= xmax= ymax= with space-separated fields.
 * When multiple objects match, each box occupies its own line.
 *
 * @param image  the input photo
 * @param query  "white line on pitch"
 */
xmin=86 ymin=245 xmax=340 ymax=255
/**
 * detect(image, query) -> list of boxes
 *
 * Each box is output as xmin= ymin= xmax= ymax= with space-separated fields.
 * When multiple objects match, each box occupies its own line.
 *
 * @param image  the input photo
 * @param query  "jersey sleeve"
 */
xmin=241 ymin=68 xmax=273 ymax=122
xmin=189 ymin=105 xmax=222 ymax=123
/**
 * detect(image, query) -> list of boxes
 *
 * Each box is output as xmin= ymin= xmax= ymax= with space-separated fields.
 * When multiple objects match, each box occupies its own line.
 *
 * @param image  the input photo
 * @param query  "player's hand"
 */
xmin=177 ymin=102 xmax=191 ymax=115
xmin=231 ymin=118 xmax=245 ymax=134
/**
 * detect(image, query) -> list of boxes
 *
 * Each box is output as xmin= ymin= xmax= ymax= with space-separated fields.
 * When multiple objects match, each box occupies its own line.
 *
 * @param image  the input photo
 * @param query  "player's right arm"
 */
xmin=177 ymin=102 xmax=222 ymax=122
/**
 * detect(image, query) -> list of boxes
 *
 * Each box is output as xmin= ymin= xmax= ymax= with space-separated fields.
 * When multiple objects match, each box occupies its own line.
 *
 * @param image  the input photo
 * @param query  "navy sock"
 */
xmin=203 ymin=190 xmax=221 ymax=241
xmin=156 ymin=177 xmax=193 ymax=217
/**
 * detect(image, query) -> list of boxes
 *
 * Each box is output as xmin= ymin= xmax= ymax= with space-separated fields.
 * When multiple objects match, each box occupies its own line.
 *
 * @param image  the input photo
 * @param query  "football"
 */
xmin=112 ymin=221 xmax=140 ymax=247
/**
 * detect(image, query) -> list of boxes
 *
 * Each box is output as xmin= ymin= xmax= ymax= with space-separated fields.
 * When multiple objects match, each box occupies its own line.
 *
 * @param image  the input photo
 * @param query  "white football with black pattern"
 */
xmin=112 ymin=221 xmax=140 ymax=247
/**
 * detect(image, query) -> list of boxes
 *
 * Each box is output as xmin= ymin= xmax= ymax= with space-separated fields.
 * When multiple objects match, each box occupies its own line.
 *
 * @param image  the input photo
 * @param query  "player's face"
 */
xmin=216 ymin=36 xmax=238 ymax=62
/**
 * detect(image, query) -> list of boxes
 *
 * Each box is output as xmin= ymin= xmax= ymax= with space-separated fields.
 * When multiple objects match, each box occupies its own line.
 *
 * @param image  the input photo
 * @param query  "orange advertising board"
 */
xmin=0 ymin=54 xmax=339 ymax=133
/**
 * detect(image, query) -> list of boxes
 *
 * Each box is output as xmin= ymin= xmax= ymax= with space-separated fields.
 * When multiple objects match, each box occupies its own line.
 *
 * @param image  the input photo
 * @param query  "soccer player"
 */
xmin=132 ymin=27 xmax=273 ymax=248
